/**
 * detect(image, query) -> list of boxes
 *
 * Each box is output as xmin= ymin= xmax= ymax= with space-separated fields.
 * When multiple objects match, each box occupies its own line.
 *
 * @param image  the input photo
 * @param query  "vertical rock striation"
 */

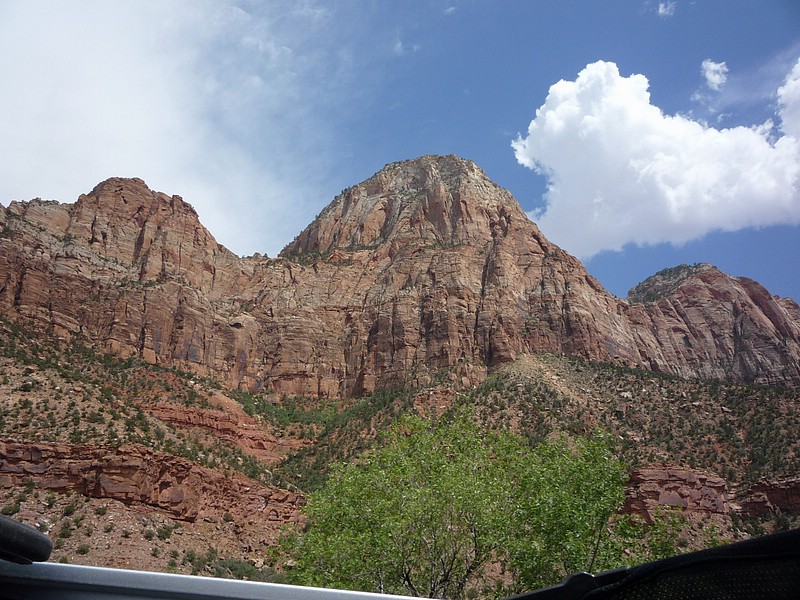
xmin=1 ymin=155 xmax=798 ymax=395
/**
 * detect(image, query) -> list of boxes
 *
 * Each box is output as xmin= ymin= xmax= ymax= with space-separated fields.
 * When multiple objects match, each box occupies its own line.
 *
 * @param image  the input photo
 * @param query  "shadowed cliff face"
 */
xmin=1 ymin=155 xmax=799 ymax=395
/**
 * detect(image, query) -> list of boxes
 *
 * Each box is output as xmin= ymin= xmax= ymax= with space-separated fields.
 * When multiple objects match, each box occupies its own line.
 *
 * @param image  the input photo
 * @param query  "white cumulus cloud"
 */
xmin=778 ymin=59 xmax=800 ymax=138
xmin=512 ymin=60 xmax=800 ymax=258
xmin=701 ymin=59 xmax=729 ymax=91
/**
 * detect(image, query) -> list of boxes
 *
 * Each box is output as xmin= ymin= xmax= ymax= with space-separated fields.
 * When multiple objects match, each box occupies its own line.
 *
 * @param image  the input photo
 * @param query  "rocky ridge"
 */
xmin=1 ymin=155 xmax=799 ymax=398
xmin=0 ymin=440 xmax=303 ymax=524
xmin=627 ymin=264 xmax=713 ymax=304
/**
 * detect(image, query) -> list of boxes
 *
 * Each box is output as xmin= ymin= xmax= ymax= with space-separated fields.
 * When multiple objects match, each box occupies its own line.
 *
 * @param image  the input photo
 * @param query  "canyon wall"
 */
xmin=2 ymin=156 xmax=798 ymax=396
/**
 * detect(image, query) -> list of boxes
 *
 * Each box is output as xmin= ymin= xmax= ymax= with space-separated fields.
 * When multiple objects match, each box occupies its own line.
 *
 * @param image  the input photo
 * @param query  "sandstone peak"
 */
xmin=281 ymin=154 xmax=529 ymax=256
xmin=2 ymin=158 xmax=800 ymax=392
xmin=89 ymin=176 xmax=156 ymax=197
xmin=76 ymin=176 xmax=201 ymax=233
xmin=628 ymin=263 xmax=717 ymax=304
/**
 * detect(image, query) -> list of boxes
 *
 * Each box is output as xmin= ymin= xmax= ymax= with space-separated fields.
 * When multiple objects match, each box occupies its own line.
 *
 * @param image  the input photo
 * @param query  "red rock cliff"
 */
xmin=1 ymin=156 xmax=798 ymax=395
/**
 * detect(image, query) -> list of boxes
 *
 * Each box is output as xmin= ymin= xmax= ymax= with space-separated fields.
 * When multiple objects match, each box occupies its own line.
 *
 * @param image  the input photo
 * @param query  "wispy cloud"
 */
xmin=392 ymin=34 xmax=421 ymax=57
xmin=692 ymin=43 xmax=800 ymax=122
xmin=513 ymin=59 xmax=800 ymax=258
xmin=393 ymin=39 xmax=408 ymax=56
xmin=0 ymin=1 xmax=384 ymax=257
xmin=701 ymin=59 xmax=729 ymax=91
xmin=657 ymin=1 xmax=676 ymax=18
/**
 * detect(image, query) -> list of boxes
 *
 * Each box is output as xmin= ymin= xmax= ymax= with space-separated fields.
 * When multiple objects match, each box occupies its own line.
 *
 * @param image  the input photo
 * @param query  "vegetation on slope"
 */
xmin=458 ymin=354 xmax=800 ymax=485
xmin=626 ymin=263 xmax=711 ymax=303
xmin=1 ymin=316 xmax=798 ymax=588
xmin=281 ymin=412 xmax=685 ymax=598
xmin=0 ymin=317 xmax=274 ymax=483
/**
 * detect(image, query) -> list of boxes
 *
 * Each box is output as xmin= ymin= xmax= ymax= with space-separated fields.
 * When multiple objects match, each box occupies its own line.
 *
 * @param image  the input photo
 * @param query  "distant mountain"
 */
xmin=2 ymin=155 xmax=799 ymax=392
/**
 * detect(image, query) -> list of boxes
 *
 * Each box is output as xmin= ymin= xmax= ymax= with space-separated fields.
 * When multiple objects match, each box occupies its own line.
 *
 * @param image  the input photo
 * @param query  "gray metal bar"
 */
xmin=0 ymin=561 xmax=417 ymax=600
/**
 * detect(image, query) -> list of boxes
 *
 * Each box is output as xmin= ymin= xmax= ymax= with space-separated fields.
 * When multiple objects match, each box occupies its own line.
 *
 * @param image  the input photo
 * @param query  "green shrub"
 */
xmin=0 ymin=502 xmax=20 ymax=516
xmin=156 ymin=524 xmax=174 ymax=540
xmin=62 ymin=500 xmax=77 ymax=517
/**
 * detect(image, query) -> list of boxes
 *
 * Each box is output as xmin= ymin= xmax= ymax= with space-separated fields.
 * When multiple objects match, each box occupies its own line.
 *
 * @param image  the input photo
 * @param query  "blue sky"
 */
xmin=1 ymin=1 xmax=799 ymax=300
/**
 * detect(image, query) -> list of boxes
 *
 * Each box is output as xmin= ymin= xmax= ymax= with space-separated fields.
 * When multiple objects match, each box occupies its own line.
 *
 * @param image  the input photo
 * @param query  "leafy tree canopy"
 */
xmin=282 ymin=412 xmax=677 ymax=598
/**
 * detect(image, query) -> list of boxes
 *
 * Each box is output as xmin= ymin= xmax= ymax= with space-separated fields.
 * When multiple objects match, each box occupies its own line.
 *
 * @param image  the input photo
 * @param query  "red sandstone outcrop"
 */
xmin=736 ymin=476 xmax=800 ymax=518
xmin=624 ymin=467 xmax=730 ymax=521
xmin=624 ymin=467 xmax=800 ymax=522
xmin=0 ymin=439 xmax=303 ymax=523
xmin=143 ymin=401 xmax=306 ymax=464
xmin=1 ymin=155 xmax=799 ymax=395
xmin=625 ymin=265 xmax=800 ymax=385
xmin=4 ymin=438 xmax=793 ymax=530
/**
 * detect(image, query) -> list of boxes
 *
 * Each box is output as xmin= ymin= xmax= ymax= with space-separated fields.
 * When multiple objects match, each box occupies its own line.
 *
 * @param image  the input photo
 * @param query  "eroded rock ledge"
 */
xmin=3 ymin=440 xmax=796 ymax=528
xmin=624 ymin=466 xmax=800 ymax=521
xmin=624 ymin=467 xmax=730 ymax=520
xmin=0 ymin=439 xmax=304 ymax=523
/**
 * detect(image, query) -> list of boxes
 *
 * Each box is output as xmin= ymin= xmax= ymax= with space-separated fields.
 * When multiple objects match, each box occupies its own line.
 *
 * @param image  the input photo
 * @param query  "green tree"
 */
xmin=282 ymin=413 xmax=652 ymax=598
xmin=285 ymin=413 xmax=511 ymax=598
xmin=502 ymin=434 xmax=628 ymax=591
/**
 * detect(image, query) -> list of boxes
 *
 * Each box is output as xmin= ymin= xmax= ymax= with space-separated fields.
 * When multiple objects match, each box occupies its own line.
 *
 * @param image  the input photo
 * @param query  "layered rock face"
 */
xmin=1 ymin=155 xmax=799 ymax=395
xmin=737 ymin=477 xmax=800 ymax=519
xmin=623 ymin=467 xmax=800 ymax=522
xmin=625 ymin=264 xmax=800 ymax=384
xmin=142 ymin=401 xmax=305 ymax=464
xmin=2 ymin=440 xmax=793 ymax=526
xmin=624 ymin=467 xmax=730 ymax=521
xmin=0 ymin=440 xmax=304 ymax=523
